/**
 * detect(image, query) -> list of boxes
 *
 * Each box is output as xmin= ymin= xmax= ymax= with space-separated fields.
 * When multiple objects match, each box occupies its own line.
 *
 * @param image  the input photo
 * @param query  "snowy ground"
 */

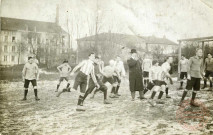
xmin=0 ymin=78 xmax=213 ymax=135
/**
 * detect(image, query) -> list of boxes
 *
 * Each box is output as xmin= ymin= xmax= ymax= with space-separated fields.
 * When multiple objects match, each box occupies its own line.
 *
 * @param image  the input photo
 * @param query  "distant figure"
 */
xmin=161 ymin=56 xmax=173 ymax=98
xmin=127 ymin=49 xmax=145 ymax=101
xmin=142 ymin=53 xmax=152 ymax=91
xmin=114 ymin=55 xmax=126 ymax=96
xmin=178 ymin=48 xmax=204 ymax=107
xmin=178 ymin=55 xmax=188 ymax=89
xmin=22 ymin=57 xmax=40 ymax=101
xmin=56 ymin=60 xmax=72 ymax=92
xmin=202 ymin=53 xmax=213 ymax=90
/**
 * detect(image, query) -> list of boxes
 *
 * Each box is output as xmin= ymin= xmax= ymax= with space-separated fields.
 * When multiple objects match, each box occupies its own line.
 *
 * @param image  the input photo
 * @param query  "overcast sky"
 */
xmin=1 ymin=0 xmax=213 ymax=48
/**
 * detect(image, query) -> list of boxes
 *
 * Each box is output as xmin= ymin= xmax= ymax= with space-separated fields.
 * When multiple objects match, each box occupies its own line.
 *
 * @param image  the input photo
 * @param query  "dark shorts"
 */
xmin=59 ymin=77 xmax=69 ymax=82
xmin=113 ymin=76 xmax=121 ymax=84
xmin=147 ymin=80 xmax=166 ymax=90
xmin=87 ymin=76 xmax=107 ymax=94
xmin=73 ymin=71 xmax=88 ymax=93
xmin=24 ymin=79 xmax=37 ymax=88
xmin=186 ymin=77 xmax=201 ymax=91
xmin=205 ymin=70 xmax=213 ymax=78
xmin=143 ymin=71 xmax=149 ymax=78
xmin=102 ymin=76 xmax=116 ymax=84
xmin=180 ymin=72 xmax=187 ymax=79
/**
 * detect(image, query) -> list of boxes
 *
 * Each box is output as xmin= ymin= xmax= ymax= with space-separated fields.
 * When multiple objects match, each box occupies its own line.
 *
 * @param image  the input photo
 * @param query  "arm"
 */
xmin=68 ymin=65 xmax=72 ymax=72
xmin=22 ymin=64 xmax=27 ymax=81
xmin=187 ymin=58 xmax=192 ymax=79
xmin=35 ymin=64 xmax=39 ymax=80
xmin=57 ymin=65 xmax=62 ymax=72
xmin=127 ymin=59 xmax=137 ymax=68
xmin=121 ymin=62 xmax=126 ymax=77
xmin=70 ymin=61 xmax=86 ymax=74
xmin=162 ymin=64 xmax=170 ymax=77
xmin=203 ymin=59 xmax=207 ymax=72
xmin=149 ymin=69 xmax=153 ymax=83
xmin=200 ymin=60 xmax=204 ymax=78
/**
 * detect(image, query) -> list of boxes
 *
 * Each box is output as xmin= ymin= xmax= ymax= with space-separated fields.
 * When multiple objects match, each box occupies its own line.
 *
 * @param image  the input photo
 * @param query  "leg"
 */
xmin=178 ymin=79 xmax=193 ymax=106
xmin=190 ymin=78 xmax=201 ymax=107
xmin=56 ymin=78 xmax=63 ymax=92
xmin=131 ymin=91 xmax=135 ymax=101
xmin=165 ymin=86 xmax=171 ymax=98
xmin=32 ymin=80 xmax=40 ymax=100
xmin=22 ymin=79 xmax=29 ymax=100
xmin=100 ymin=85 xmax=112 ymax=104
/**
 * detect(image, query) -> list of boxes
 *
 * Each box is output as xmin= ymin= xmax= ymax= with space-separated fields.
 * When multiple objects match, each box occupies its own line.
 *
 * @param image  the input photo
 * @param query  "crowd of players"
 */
xmin=21 ymin=48 xmax=213 ymax=111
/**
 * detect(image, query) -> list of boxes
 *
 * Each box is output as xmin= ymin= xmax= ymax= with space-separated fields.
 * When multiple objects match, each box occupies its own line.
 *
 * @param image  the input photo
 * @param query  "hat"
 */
xmin=130 ymin=49 xmax=137 ymax=53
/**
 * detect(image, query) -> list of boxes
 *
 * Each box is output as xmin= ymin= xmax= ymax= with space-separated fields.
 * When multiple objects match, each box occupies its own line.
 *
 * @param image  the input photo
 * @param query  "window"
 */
xmin=4 ymin=56 xmax=7 ymax=62
xmin=4 ymin=36 xmax=8 ymax=42
xmin=12 ymin=36 xmax=16 ymax=42
xmin=12 ymin=46 xmax=15 ymax=52
xmin=4 ymin=46 xmax=8 ymax=52
xmin=11 ymin=56 xmax=15 ymax=62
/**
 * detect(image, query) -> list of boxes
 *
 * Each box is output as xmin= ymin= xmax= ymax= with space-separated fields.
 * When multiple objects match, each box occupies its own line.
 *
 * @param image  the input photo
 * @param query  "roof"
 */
xmin=77 ymin=33 xmax=177 ymax=45
xmin=1 ymin=17 xmax=67 ymax=34
xmin=178 ymin=36 xmax=213 ymax=42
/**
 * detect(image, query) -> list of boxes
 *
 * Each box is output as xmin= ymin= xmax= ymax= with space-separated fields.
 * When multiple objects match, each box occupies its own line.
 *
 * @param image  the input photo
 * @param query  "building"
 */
xmin=0 ymin=6 xmax=70 ymax=67
xmin=77 ymin=32 xmax=178 ymax=63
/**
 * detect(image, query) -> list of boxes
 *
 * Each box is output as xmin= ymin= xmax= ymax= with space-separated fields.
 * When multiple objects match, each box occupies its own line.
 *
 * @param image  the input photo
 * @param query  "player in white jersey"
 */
xmin=114 ymin=56 xmax=126 ymax=96
xmin=161 ymin=57 xmax=173 ymax=98
xmin=55 ymin=60 xmax=72 ymax=92
xmin=22 ymin=57 xmax=40 ymax=101
xmin=56 ymin=53 xmax=98 ymax=98
xmin=145 ymin=60 xmax=167 ymax=106
xmin=178 ymin=55 xmax=188 ymax=89
xmin=91 ymin=59 xmax=119 ymax=99
xmin=142 ymin=54 xmax=152 ymax=91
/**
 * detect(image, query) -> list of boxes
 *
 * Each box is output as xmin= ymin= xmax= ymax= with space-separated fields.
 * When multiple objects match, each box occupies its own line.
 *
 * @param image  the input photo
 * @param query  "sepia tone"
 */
xmin=0 ymin=0 xmax=213 ymax=134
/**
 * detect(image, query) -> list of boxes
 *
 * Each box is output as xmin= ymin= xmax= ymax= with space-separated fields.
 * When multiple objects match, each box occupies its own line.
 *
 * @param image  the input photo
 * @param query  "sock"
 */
xmin=34 ymin=89 xmax=38 ymax=97
xmin=103 ymin=89 xmax=107 ymax=100
xmin=57 ymin=84 xmax=60 ymax=90
xmin=111 ymin=87 xmax=115 ymax=94
xmin=165 ymin=87 xmax=169 ymax=95
xmin=181 ymin=90 xmax=188 ymax=101
xmin=180 ymin=81 xmax=183 ymax=87
xmin=82 ymin=90 xmax=90 ymax=101
xmin=24 ymin=89 xmax=28 ymax=98
xmin=191 ymin=91 xmax=197 ymax=101
xmin=150 ymin=91 xmax=156 ymax=99
xmin=66 ymin=83 xmax=70 ymax=88
xmin=158 ymin=91 xmax=164 ymax=99
xmin=115 ymin=86 xmax=120 ymax=94
xmin=204 ymin=79 xmax=207 ymax=87
xmin=144 ymin=88 xmax=148 ymax=94
xmin=131 ymin=91 xmax=135 ymax=99
xmin=77 ymin=95 xmax=83 ymax=105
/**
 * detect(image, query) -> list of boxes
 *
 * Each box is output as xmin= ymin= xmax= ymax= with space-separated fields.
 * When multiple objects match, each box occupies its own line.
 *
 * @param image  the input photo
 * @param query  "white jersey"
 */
xmin=149 ymin=66 xmax=165 ymax=81
xmin=143 ymin=58 xmax=152 ymax=72
xmin=103 ymin=66 xmax=115 ymax=78
xmin=80 ymin=59 xmax=94 ymax=76
xmin=179 ymin=59 xmax=188 ymax=72
xmin=161 ymin=62 xmax=171 ymax=76
xmin=22 ymin=62 xmax=39 ymax=80
xmin=57 ymin=63 xmax=71 ymax=77
xmin=114 ymin=60 xmax=126 ymax=77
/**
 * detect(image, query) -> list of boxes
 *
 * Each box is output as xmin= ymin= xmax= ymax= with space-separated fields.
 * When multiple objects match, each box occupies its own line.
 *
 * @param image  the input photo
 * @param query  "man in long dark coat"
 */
xmin=127 ymin=49 xmax=146 ymax=101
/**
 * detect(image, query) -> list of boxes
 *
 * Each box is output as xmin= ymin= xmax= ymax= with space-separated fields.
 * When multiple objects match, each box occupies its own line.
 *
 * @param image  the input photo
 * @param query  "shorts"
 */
xmin=113 ymin=76 xmax=121 ymax=84
xmin=102 ymin=76 xmax=116 ymax=84
xmin=59 ymin=77 xmax=69 ymax=82
xmin=146 ymin=80 xmax=166 ymax=90
xmin=87 ymin=75 xmax=107 ymax=94
xmin=24 ymin=79 xmax=37 ymax=88
xmin=143 ymin=71 xmax=149 ymax=78
xmin=205 ymin=70 xmax=213 ymax=78
xmin=180 ymin=72 xmax=187 ymax=79
xmin=73 ymin=71 xmax=88 ymax=93
xmin=186 ymin=77 xmax=201 ymax=91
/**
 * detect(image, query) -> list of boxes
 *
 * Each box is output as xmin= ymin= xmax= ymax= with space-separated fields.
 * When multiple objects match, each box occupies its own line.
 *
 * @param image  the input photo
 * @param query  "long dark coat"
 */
xmin=127 ymin=58 xmax=143 ymax=91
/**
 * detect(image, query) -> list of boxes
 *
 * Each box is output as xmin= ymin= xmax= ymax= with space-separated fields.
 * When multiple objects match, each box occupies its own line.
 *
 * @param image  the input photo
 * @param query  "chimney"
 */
xmin=55 ymin=5 xmax=59 ymax=25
